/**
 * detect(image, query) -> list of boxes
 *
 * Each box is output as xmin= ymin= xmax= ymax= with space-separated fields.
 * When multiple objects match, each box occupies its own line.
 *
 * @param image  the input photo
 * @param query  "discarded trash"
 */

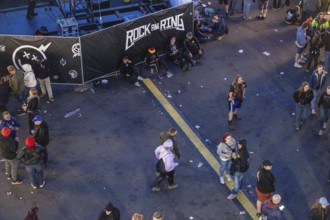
xmin=224 ymin=77 xmax=227 ymax=81
xmin=197 ymin=162 xmax=203 ymax=168
xmin=247 ymin=185 xmax=252 ymax=188
xmin=31 ymin=191 xmax=34 ymax=194
xmin=188 ymin=82 xmax=191 ymax=85
xmin=189 ymin=217 xmax=194 ymax=220
xmin=280 ymin=40 xmax=283 ymax=43
xmin=189 ymin=160 xmax=193 ymax=163
xmin=240 ymin=211 xmax=246 ymax=215
xmin=262 ymin=51 xmax=271 ymax=56
xmin=291 ymin=112 xmax=295 ymax=116
xmin=205 ymin=139 xmax=210 ymax=143
xmin=256 ymin=93 xmax=259 ymax=96
xmin=167 ymin=95 xmax=172 ymax=98
xmin=46 ymin=101 xmax=50 ymax=104
xmin=274 ymin=29 xmax=278 ymax=32
xmin=158 ymin=82 xmax=162 ymax=85
xmin=207 ymin=1 xmax=211 ymax=5
xmin=297 ymin=149 xmax=299 ymax=152
xmin=19 ymin=196 xmax=23 ymax=200
xmin=200 ymin=85 xmax=204 ymax=88
xmin=78 ymin=113 xmax=82 ymax=117
xmin=279 ymin=205 xmax=285 ymax=211
xmin=103 ymin=187 xmax=106 ymax=190
xmin=179 ymin=105 xmax=183 ymax=107
xmin=238 ymin=49 xmax=244 ymax=53
xmin=280 ymin=72 xmax=284 ymax=75
xmin=195 ymin=125 xmax=200 ymax=129
xmin=142 ymin=90 xmax=146 ymax=93
xmin=177 ymin=90 xmax=181 ymax=94
xmin=43 ymin=110 xmax=47 ymax=114
xmin=64 ymin=108 xmax=80 ymax=118
xmin=90 ymin=88 xmax=95 ymax=94
xmin=101 ymin=79 xmax=108 ymax=84
xmin=250 ymin=151 xmax=254 ymax=154
xmin=6 ymin=191 xmax=12 ymax=196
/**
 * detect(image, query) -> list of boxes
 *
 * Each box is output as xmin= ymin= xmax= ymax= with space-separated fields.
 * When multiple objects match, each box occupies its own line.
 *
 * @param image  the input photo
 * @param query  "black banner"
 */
xmin=0 ymin=36 xmax=83 ymax=84
xmin=81 ymin=3 xmax=194 ymax=82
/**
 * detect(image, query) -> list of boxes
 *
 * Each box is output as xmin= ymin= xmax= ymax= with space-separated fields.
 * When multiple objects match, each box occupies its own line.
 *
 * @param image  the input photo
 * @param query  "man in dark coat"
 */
xmin=97 ymin=202 xmax=120 ymax=220
xmin=32 ymin=115 xmax=49 ymax=168
xmin=0 ymin=77 xmax=10 ymax=113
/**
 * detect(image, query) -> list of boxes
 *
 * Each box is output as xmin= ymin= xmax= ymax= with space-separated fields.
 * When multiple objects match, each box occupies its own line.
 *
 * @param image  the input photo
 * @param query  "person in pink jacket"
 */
xmin=152 ymin=139 xmax=179 ymax=192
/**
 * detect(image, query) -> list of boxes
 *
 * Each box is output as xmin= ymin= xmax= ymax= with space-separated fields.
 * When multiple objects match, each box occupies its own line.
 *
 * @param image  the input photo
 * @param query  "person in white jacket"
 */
xmin=152 ymin=139 xmax=179 ymax=192
xmin=22 ymin=64 xmax=37 ymax=97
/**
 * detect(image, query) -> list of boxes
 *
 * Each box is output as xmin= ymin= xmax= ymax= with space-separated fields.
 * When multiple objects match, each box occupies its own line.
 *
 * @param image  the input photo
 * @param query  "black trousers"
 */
xmin=27 ymin=0 xmax=36 ymax=16
xmin=154 ymin=169 xmax=175 ymax=187
xmin=306 ymin=53 xmax=320 ymax=70
xmin=273 ymin=0 xmax=281 ymax=9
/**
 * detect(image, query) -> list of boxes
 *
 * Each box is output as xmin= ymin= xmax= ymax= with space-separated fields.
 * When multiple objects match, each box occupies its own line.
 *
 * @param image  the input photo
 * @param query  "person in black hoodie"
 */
xmin=165 ymin=35 xmax=191 ymax=72
xmin=318 ymin=86 xmax=330 ymax=136
xmin=97 ymin=202 xmax=120 ymax=220
xmin=33 ymin=59 xmax=54 ymax=102
xmin=306 ymin=31 xmax=323 ymax=73
xmin=293 ymin=81 xmax=314 ymax=131
xmin=0 ymin=127 xmax=22 ymax=184
xmin=32 ymin=115 xmax=49 ymax=168
xmin=0 ymin=76 xmax=10 ymax=113
xmin=119 ymin=55 xmax=144 ymax=87
xmin=256 ymin=160 xmax=276 ymax=218
xmin=22 ymin=88 xmax=40 ymax=134
xmin=227 ymin=139 xmax=249 ymax=200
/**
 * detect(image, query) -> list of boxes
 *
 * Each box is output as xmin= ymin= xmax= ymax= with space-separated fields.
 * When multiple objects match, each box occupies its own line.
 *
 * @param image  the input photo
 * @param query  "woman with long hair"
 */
xmin=293 ymin=81 xmax=314 ymax=130
xmin=309 ymin=197 xmax=329 ymax=220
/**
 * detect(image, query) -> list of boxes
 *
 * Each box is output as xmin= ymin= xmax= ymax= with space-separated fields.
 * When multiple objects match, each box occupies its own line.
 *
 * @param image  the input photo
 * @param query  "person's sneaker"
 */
xmin=226 ymin=174 xmax=232 ymax=182
xmin=152 ymin=186 xmax=160 ymax=192
xmin=256 ymin=15 xmax=263 ymax=20
xmin=49 ymin=97 xmax=55 ymax=102
xmin=12 ymin=180 xmax=23 ymax=185
xmin=168 ymin=184 xmax=178 ymax=189
xmin=318 ymin=130 xmax=324 ymax=136
xmin=39 ymin=93 xmax=46 ymax=98
xmin=150 ymin=68 xmax=154 ymax=74
xmin=134 ymin=81 xmax=141 ymax=87
xmin=261 ymin=16 xmax=266 ymax=20
xmin=298 ymin=59 xmax=306 ymax=64
xmin=166 ymin=72 xmax=174 ymax=78
xmin=323 ymin=123 xmax=327 ymax=129
xmin=256 ymin=213 xmax=262 ymax=217
xmin=227 ymin=194 xmax=237 ymax=200
xmin=312 ymin=109 xmax=316 ymax=114
xmin=31 ymin=183 xmax=37 ymax=189
xmin=220 ymin=177 xmax=225 ymax=184
xmin=217 ymin=36 xmax=224 ymax=41
xmin=187 ymin=63 xmax=192 ymax=70
xmin=7 ymin=176 xmax=11 ymax=180
xmin=192 ymin=60 xmax=197 ymax=66
xmin=40 ymin=181 xmax=46 ymax=188
xmin=301 ymin=56 xmax=308 ymax=61
xmin=137 ymin=76 xmax=144 ymax=81
xmin=294 ymin=63 xmax=302 ymax=68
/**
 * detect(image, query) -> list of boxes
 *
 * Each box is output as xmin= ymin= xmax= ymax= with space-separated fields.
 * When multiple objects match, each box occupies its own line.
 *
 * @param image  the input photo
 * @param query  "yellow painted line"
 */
xmin=143 ymin=78 xmax=258 ymax=220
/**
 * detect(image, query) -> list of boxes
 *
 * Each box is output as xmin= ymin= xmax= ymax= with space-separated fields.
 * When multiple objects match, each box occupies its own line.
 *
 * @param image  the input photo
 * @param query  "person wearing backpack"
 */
xmin=294 ymin=22 xmax=309 ymax=68
xmin=152 ymin=139 xmax=179 ymax=192
xmin=227 ymin=139 xmax=249 ymax=200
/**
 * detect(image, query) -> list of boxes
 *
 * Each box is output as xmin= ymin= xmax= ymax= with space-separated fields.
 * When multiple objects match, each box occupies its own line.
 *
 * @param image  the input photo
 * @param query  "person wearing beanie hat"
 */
xmin=0 ymin=127 xmax=22 ymax=185
xmin=160 ymin=128 xmax=180 ymax=159
xmin=17 ymin=136 xmax=46 ymax=189
xmin=97 ymin=202 xmax=120 ymax=220
xmin=22 ymin=63 xmax=37 ymax=97
xmin=22 ymin=88 xmax=40 ymax=135
xmin=153 ymin=211 xmax=163 ymax=220
xmin=255 ymin=160 xmax=276 ymax=217
xmin=7 ymin=65 xmax=25 ymax=114
xmin=145 ymin=47 xmax=173 ymax=80
xmin=261 ymin=194 xmax=284 ymax=219
xmin=152 ymin=139 xmax=179 ymax=192
xmin=32 ymin=115 xmax=49 ymax=168
xmin=309 ymin=197 xmax=329 ymax=219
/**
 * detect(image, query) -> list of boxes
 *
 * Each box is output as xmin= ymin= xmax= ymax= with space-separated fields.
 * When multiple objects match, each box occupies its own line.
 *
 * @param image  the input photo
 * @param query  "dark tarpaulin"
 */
xmin=0 ymin=36 xmax=83 ymax=85
xmin=80 ymin=3 xmax=193 ymax=82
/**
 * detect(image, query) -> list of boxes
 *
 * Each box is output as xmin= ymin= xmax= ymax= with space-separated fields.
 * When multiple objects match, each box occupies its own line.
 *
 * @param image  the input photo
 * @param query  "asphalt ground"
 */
xmin=0 ymin=0 xmax=330 ymax=220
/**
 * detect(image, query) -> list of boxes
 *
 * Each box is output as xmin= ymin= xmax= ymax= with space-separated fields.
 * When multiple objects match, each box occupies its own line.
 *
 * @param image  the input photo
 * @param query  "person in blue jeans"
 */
xmin=217 ymin=133 xmax=237 ymax=185
xmin=243 ymin=0 xmax=253 ymax=20
xmin=324 ymin=27 xmax=330 ymax=73
xmin=318 ymin=86 xmax=330 ymax=136
xmin=17 ymin=136 xmax=46 ymax=189
xmin=309 ymin=65 xmax=327 ymax=115
xmin=227 ymin=139 xmax=249 ymax=200
xmin=293 ymin=82 xmax=314 ymax=131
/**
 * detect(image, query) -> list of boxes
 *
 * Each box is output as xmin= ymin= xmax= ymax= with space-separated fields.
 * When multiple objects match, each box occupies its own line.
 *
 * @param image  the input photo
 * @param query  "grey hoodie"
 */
xmin=217 ymin=137 xmax=237 ymax=161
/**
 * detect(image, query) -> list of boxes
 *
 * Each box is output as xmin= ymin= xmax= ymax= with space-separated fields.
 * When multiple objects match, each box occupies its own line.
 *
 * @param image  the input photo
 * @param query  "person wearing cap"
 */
xmin=17 ymin=136 xmax=46 ymax=189
xmin=97 ymin=202 xmax=120 ymax=220
xmin=32 ymin=115 xmax=49 ymax=168
xmin=7 ymin=65 xmax=25 ymax=114
xmin=227 ymin=139 xmax=249 ymax=200
xmin=160 ymin=128 xmax=180 ymax=159
xmin=1 ymin=111 xmax=21 ymax=148
xmin=209 ymin=15 xmax=229 ymax=41
xmin=119 ymin=55 xmax=144 ymax=87
xmin=22 ymin=88 xmax=40 ymax=134
xmin=256 ymin=160 xmax=276 ymax=217
xmin=21 ymin=64 xmax=37 ymax=98
xmin=0 ymin=127 xmax=23 ymax=185
xmin=152 ymin=139 xmax=179 ymax=192
xmin=217 ymin=133 xmax=237 ymax=184
xmin=183 ymin=31 xmax=204 ymax=65
xmin=145 ymin=47 xmax=174 ymax=80
xmin=33 ymin=59 xmax=54 ymax=102
xmin=261 ymin=194 xmax=285 ymax=219
xmin=309 ymin=197 xmax=329 ymax=219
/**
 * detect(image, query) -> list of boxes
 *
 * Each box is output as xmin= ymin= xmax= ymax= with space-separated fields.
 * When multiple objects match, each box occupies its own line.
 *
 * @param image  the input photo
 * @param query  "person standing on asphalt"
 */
xmin=0 ymin=75 xmax=10 ymax=114
xmin=32 ymin=115 xmax=49 ymax=168
xmin=310 ymin=65 xmax=327 ymax=115
xmin=227 ymin=74 xmax=246 ymax=130
xmin=22 ymin=88 xmax=40 ymax=134
xmin=152 ymin=139 xmax=179 ymax=192
xmin=317 ymin=86 xmax=330 ymax=136
xmin=309 ymin=197 xmax=329 ymax=220
xmin=17 ymin=136 xmax=45 ymax=189
xmin=261 ymin=194 xmax=285 ymax=219
xmin=24 ymin=207 xmax=39 ymax=220
xmin=22 ymin=64 xmax=37 ymax=98
xmin=324 ymin=27 xmax=330 ymax=74
xmin=217 ymin=133 xmax=236 ymax=185
xmin=293 ymin=81 xmax=314 ymax=131
xmin=256 ymin=160 xmax=276 ymax=218
xmin=160 ymin=128 xmax=180 ymax=159
xmin=33 ymin=59 xmax=54 ymax=102
xmin=1 ymin=111 xmax=21 ymax=149
xmin=0 ymin=127 xmax=23 ymax=185
xmin=227 ymin=139 xmax=249 ymax=200
xmin=294 ymin=22 xmax=309 ymax=68
xmin=7 ymin=65 xmax=25 ymax=115
xmin=97 ymin=202 xmax=120 ymax=220
xmin=256 ymin=0 xmax=269 ymax=20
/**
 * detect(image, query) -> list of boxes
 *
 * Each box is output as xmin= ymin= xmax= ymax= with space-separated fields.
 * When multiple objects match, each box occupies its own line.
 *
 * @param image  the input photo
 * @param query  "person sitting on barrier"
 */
xmin=165 ymin=35 xmax=191 ymax=72
xmin=209 ymin=15 xmax=229 ymax=41
xmin=285 ymin=5 xmax=301 ymax=25
xmin=145 ymin=47 xmax=174 ymax=80
xmin=194 ymin=20 xmax=211 ymax=44
xmin=183 ymin=32 xmax=204 ymax=65
xmin=119 ymin=55 xmax=144 ymax=87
